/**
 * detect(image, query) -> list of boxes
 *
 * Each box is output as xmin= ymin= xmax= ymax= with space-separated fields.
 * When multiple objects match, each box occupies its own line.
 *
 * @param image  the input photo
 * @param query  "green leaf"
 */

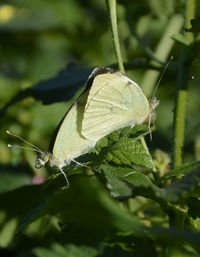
xmin=100 ymin=163 xmax=139 ymax=178
xmin=123 ymin=172 xmax=165 ymax=203
xmin=0 ymin=171 xmax=32 ymax=194
xmin=171 ymin=33 xmax=190 ymax=46
xmin=98 ymin=164 xmax=165 ymax=207
xmin=32 ymin=66 xmax=92 ymax=104
xmin=122 ymin=172 xmax=155 ymax=188
xmin=0 ymin=66 xmax=93 ymax=116
xmin=160 ymin=160 xmax=200 ymax=181
xmin=34 ymin=240 xmax=156 ymax=257
xmin=100 ymin=163 xmax=155 ymax=189
xmin=148 ymin=225 xmax=200 ymax=251
xmin=95 ymin=124 xmax=150 ymax=152
xmin=190 ymin=217 xmax=200 ymax=231
xmin=99 ymin=164 xmax=134 ymax=197
xmin=0 ymin=185 xmax=43 ymax=219
xmin=19 ymin=176 xmax=144 ymax=237
xmin=0 ymin=174 xmax=65 ymax=221
xmin=106 ymin=137 xmax=154 ymax=169
xmin=0 ymin=218 xmax=18 ymax=248
xmin=34 ymin=243 xmax=98 ymax=257
xmin=163 ymin=168 xmax=200 ymax=203
xmin=78 ymin=124 xmax=153 ymax=171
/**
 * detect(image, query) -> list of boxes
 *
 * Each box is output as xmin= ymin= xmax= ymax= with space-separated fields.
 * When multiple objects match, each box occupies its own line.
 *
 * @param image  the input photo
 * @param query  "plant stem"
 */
xmin=169 ymin=0 xmax=196 ymax=255
xmin=172 ymin=0 xmax=195 ymax=168
xmin=106 ymin=0 xmax=125 ymax=73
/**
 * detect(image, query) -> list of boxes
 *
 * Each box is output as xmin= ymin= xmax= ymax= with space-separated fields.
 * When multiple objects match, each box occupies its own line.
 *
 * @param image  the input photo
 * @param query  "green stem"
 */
xmin=167 ymin=209 xmax=186 ymax=257
xmin=106 ymin=0 xmax=125 ymax=73
xmin=172 ymin=0 xmax=195 ymax=168
xmin=169 ymin=0 xmax=196 ymax=255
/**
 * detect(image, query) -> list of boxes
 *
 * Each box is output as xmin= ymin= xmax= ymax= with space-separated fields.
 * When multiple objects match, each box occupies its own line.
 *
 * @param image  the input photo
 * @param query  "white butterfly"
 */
xmin=8 ymin=67 xmax=159 ymax=185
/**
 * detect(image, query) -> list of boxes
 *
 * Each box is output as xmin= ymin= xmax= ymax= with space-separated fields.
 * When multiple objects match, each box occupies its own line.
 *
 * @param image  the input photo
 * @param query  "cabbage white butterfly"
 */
xmin=8 ymin=67 xmax=159 ymax=185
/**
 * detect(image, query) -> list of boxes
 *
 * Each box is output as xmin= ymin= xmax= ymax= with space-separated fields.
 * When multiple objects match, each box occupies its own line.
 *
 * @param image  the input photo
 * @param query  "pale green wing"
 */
xmin=82 ymin=72 xmax=150 ymax=141
xmin=50 ymin=89 xmax=96 ymax=168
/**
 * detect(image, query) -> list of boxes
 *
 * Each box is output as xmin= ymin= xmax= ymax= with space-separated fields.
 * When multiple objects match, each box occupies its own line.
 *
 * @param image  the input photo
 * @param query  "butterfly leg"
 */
xmin=71 ymin=158 xmax=91 ymax=169
xmin=148 ymin=112 xmax=156 ymax=141
xmin=148 ymin=114 xmax=152 ymax=141
xmin=59 ymin=167 xmax=69 ymax=186
xmin=122 ymin=125 xmax=135 ymax=138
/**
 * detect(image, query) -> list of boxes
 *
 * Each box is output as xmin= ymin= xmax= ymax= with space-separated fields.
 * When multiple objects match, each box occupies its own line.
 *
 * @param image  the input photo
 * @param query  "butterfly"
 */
xmin=8 ymin=67 xmax=159 ymax=185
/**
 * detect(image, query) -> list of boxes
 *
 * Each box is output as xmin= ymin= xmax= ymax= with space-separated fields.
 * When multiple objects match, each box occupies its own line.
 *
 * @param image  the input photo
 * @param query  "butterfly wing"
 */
xmin=82 ymin=71 xmax=150 ymax=141
xmin=49 ymin=89 xmax=96 ymax=168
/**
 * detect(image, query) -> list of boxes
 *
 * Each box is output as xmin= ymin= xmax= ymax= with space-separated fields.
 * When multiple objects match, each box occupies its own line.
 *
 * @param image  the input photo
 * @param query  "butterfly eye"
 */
xmin=35 ymin=160 xmax=42 ymax=169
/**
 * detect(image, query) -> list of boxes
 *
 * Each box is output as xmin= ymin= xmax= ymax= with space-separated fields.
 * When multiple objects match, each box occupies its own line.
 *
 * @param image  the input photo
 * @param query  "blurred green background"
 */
xmin=0 ymin=0 xmax=200 ymax=255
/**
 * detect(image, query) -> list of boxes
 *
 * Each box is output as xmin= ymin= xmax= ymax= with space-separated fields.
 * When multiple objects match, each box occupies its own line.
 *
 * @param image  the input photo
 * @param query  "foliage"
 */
xmin=1 ymin=0 xmax=200 ymax=256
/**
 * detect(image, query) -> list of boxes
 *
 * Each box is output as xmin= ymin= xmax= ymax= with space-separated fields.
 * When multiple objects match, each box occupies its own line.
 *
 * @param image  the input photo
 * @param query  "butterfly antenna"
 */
xmin=8 ymin=144 xmax=43 ymax=154
xmin=6 ymin=130 xmax=43 ymax=154
xmin=148 ymin=114 xmax=154 ymax=141
xmin=152 ymin=56 xmax=173 ymax=98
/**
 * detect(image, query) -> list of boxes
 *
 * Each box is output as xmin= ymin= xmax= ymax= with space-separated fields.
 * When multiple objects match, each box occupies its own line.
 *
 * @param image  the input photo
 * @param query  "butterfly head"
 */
xmin=35 ymin=152 xmax=52 ymax=169
xmin=35 ymin=151 xmax=62 ymax=171
xmin=149 ymin=97 xmax=160 ymax=111
xmin=144 ymin=97 xmax=160 ymax=141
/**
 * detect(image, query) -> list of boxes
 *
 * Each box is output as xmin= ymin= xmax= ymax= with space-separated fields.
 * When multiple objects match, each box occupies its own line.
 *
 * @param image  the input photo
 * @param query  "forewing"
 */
xmin=82 ymin=73 xmax=149 ymax=141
